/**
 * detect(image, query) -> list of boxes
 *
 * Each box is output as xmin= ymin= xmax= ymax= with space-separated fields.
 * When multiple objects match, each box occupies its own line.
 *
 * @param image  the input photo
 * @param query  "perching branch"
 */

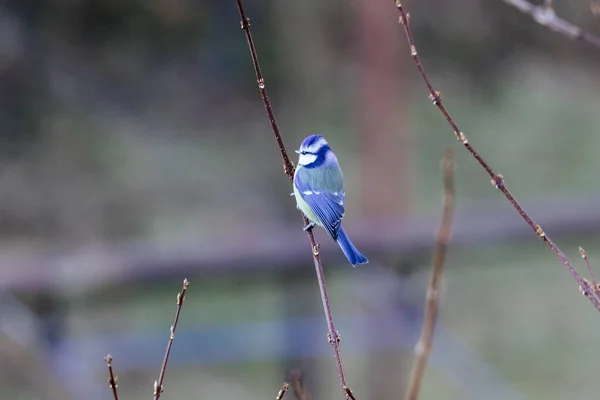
xmin=104 ymin=354 xmax=120 ymax=400
xmin=153 ymin=278 xmax=189 ymax=400
xmin=405 ymin=149 xmax=455 ymax=400
xmin=500 ymin=0 xmax=600 ymax=49
xmin=344 ymin=386 xmax=357 ymax=400
xmin=234 ymin=1 xmax=354 ymax=398
xmin=393 ymin=0 xmax=600 ymax=311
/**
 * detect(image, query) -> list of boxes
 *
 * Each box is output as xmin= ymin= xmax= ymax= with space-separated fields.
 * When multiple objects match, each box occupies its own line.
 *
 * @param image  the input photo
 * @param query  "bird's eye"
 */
xmin=301 ymin=151 xmax=307 ymax=155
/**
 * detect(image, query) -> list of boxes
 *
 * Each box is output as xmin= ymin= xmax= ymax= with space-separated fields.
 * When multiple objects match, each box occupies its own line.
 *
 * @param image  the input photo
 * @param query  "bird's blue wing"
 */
xmin=294 ymin=172 xmax=345 ymax=240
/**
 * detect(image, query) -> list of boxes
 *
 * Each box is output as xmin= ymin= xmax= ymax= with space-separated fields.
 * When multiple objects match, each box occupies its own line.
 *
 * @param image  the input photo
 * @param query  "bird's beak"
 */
xmin=295 ymin=149 xmax=301 ymax=154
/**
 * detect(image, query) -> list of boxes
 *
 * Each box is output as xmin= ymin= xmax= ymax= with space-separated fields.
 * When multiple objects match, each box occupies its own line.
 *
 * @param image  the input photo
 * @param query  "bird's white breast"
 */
xmin=293 ymin=172 xmax=321 ymax=225
xmin=298 ymin=153 xmax=318 ymax=166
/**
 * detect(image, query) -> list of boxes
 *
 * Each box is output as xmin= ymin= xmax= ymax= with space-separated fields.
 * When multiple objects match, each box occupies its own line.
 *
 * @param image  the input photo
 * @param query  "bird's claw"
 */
xmin=303 ymin=222 xmax=316 ymax=232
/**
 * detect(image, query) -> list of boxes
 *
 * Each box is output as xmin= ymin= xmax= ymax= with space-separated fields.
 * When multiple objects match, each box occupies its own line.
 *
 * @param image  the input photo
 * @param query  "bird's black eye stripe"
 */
xmin=299 ymin=150 xmax=319 ymax=156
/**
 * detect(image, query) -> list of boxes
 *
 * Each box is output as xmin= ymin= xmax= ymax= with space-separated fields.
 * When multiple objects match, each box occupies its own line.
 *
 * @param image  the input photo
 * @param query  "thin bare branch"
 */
xmin=287 ymin=370 xmax=310 ymax=400
xmin=153 ymin=278 xmax=190 ymax=400
xmin=393 ymin=1 xmax=600 ymax=311
xmin=104 ymin=354 xmax=120 ymax=400
xmin=234 ymin=1 xmax=294 ymax=177
xmin=578 ymin=247 xmax=600 ymax=297
xmin=343 ymin=386 xmax=357 ymax=400
xmin=276 ymin=382 xmax=290 ymax=400
xmin=500 ymin=0 xmax=600 ymax=48
xmin=580 ymin=247 xmax=597 ymax=290
xmin=405 ymin=149 xmax=456 ymax=400
xmin=234 ymin=1 xmax=352 ymax=397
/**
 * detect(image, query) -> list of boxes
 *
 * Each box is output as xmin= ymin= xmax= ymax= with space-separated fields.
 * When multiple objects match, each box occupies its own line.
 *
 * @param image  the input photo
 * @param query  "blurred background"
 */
xmin=1 ymin=0 xmax=600 ymax=399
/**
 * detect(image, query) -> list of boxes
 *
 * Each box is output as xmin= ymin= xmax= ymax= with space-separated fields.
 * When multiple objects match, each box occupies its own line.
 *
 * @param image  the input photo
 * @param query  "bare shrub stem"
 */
xmin=578 ymin=247 xmax=600 ymax=298
xmin=501 ymin=0 xmax=600 ymax=48
xmin=104 ymin=354 xmax=120 ymax=400
xmin=580 ymin=247 xmax=597 ymax=290
xmin=405 ymin=149 xmax=455 ymax=400
xmin=234 ymin=1 xmax=353 ymax=397
xmin=393 ymin=0 xmax=600 ymax=310
xmin=153 ymin=278 xmax=190 ymax=400
xmin=277 ymin=382 xmax=290 ymax=400
xmin=287 ymin=370 xmax=310 ymax=400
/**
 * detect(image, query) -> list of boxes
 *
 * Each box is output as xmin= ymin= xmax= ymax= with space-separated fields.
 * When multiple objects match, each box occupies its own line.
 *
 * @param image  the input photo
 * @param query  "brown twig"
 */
xmin=153 ymin=278 xmax=189 ymax=400
xmin=277 ymin=382 xmax=291 ymax=400
xmin=393 ymin=0 xmax=600 ymax=311
xmin=234 ymin=1 xmax=294 ymax=178
xmin=104 ymin=354 xmax=120 ymax=400
xmin=405 ymin=149 xmax=455 ymax=400
xmin=344 ymin=386 xmax=357 ymax=400
xmin=287 ymin=370 xmax=310 ymax=400
xmin=580 ymin=247 xmax=597 ymax=289
xmin=234 ymin=1 xmax=353 ymax=398
xmin=578 ymin=247 xmax=600 ymax=296
xmin=500 ymin=0 xmax=600 ymax=48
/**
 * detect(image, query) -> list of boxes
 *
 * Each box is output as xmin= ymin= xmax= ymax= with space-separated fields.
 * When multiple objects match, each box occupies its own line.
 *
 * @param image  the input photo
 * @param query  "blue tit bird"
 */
xmin=293 ymin=134 xmax=368 ymax=267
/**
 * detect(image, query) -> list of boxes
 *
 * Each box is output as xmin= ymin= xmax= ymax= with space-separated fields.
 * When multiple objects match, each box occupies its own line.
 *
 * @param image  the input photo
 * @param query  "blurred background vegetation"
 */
xmin=1 ymin=0 xmax=600 ymax=399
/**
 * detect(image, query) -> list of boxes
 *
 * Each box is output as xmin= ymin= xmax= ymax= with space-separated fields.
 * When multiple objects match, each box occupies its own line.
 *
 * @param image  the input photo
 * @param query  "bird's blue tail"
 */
xmin=336 ymin=225 xmax=368 ymax=267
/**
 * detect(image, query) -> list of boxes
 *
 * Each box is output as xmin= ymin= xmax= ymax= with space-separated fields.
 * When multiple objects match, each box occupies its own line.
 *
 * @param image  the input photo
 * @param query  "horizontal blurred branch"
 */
xmin=501 ymin=0 xmax=600 ymax=48
xmin=394 ymin=1 xmax=600 ymax=311
xmin=3 ymin=194 xmax=600 ymax=292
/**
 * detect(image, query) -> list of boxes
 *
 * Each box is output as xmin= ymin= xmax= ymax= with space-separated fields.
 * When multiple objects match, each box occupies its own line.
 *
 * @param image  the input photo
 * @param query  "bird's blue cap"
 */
xmin=301 ymin=134 xmax=324 ymax=148
xmin=296 ymin=134 xmax=328 ymax=154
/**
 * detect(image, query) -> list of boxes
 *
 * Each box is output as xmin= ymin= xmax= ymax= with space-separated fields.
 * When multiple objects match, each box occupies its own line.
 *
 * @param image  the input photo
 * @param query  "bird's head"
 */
xmin=295 ymin=134 xmax=335 ymax=168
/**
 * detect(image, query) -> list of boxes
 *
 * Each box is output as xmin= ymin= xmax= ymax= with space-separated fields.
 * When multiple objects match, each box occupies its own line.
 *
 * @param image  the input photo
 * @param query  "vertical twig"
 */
xmin=234 ymin=1 xmax=294 ymax=177
xmin=277 ymin=382 xmax=290 ymax=400
xmin=234 ymin=1 xmax=353 ymax=398
xmin=405 ymin=149 xmax=456 ymax=400
xmin=153 ymin=278 xmax=190 ymax=400
xmin=393 ymin=0 xmax=600 ymax=311
xmin=104 ymin=354 xmax=120 ymax=400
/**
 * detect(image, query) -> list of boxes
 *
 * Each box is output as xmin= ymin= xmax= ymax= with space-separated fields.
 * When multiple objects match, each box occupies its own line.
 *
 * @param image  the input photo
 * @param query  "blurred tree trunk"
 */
xmin=355 ymin=0 xmax=412 ymax=397
xmin=356 ymin=0 xmax=412 ymax=221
